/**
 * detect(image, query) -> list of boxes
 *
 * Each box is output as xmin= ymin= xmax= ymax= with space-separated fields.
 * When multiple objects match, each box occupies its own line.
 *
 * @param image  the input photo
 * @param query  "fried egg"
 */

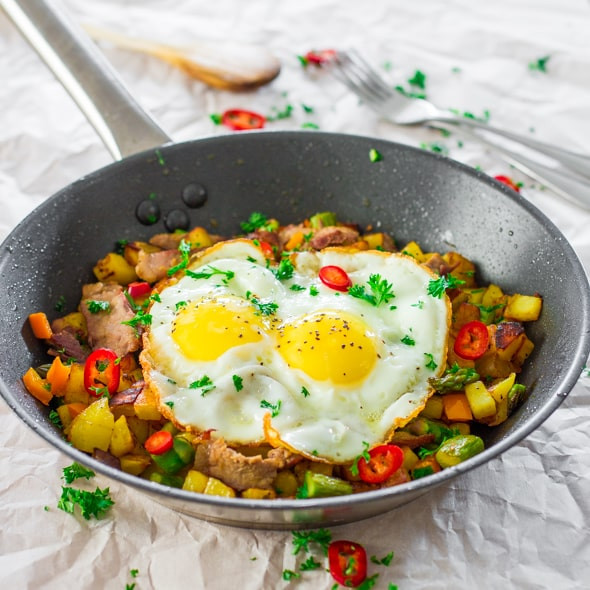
xmin=141 ymin=239 xmax=450 ymax=463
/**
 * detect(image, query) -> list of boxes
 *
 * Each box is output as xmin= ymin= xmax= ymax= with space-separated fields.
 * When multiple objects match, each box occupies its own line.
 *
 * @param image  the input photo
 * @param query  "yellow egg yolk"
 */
xmin=277 ymin=311 xmax=378 ymax=385
xmin=172 ymin=296 xmax=265 ymax=361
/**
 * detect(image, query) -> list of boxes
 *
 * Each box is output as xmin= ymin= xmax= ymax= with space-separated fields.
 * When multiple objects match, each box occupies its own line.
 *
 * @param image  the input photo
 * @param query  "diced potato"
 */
xmin=449 ymin=422 xmax=471 ymax=435
xmin=481 ymin=284 xmax=505 ymax=308
xmin=485 ymin=396 xmax=510 ymax=427
xmin=63 ymin=363 xmax=89 ymax=404
xmin=68 ymin=396 xmax=115 ymax=453
xmin=504 ymin=294 xmax=543 ymax=322
xmin=421 ymin=395 xmax=444 ymax=420
xmin=182 ymin=470 xmax=209 ymax=493
xmin=475 ymin=353 xmax=513 ymax=380
xmin=109 ymin=415 xmax=136 ymax=457
xmin=241 ymin=488 xmax=277 ymax=500
xmin=123 ymin=241 xmax=161 ymax=267
xmin=488 ymin=373 xmax=516 ymax=404
xmin=513 ymin=336 xmax=535 ymax=366
xmin=93 ymin=252 xmax=138 ymax=285
xmin=186 ymin=227 xmax=214 ymax=249
xmin=442 ymin=252 xmax=476 ymax=287
xmin=496 ymin=331 xmax=526 ymax=362
xmin=452 ymin=303 xmax=481 ymax=335
xmin=401 ymin=445 xmax=420 ymax=471
xmin=120 ymin=454 xmax=151 ymax=476
xmin=203 ymin=476 xmax=236 ymax=497
xmin=51 ymin=312 xmax=87 ymax=340
xmin=134 ymin=389 xmax=162 ymax=420
xmin=465 ymin=288 xmax=485 ymax=305
xmin=363 ymin=232 xmax=394 ymax=251
xmin=126 ymin=416 xmax=150 ymax=445
xmin=274 ymin=470 xmax=299 ymax=497
xmin=400 ymin=241 xmax=426 ymax=262
xmin=57 ymin=402 xmax=87 ymax=432
xmin=464 ymin=380 xmax=497 ymax=420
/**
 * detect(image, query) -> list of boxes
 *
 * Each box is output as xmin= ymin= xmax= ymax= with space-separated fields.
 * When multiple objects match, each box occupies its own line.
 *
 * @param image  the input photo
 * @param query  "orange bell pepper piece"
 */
xmin=46 ymin=356 xmax=71 ymax=396
xmin=442 ymin=392 xmax=474 ymax=422
xmin=28 ymin=312 xmax=53 ymax=339
xmin=22 ymin=367 xmax=53 ymax=405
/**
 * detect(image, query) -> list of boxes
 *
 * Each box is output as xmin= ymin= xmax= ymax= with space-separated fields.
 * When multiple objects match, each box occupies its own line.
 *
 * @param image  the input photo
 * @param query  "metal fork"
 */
xmin=331 ymin=50 xmax=590 ymax=208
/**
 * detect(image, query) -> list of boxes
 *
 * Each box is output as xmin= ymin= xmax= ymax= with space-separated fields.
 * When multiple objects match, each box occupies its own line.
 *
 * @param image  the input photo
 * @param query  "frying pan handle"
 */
xmin=1 ymin=0 xmax=172 ymax=160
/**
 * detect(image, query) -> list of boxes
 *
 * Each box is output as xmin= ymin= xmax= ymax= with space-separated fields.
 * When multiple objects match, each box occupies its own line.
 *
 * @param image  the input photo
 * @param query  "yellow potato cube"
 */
xmin=182 ymin=470 xmax=209 ymax=493
xmin=68 ymin=396 xmax=115 ymax=453
xmin=421 ymin=395 xmax=444 ymax=420
xmin=488 ymin=373 xmax=516 ymax=404
xmin=464 ymin=380 xmax=497 ymax=420
xmin=186 ymin=227 xmax=213 ymax=249
xmin=63 ymin=363 xmax=89 ymax=404
xmin=203 ymin=476 xmax=236 ymax=497
xmin=401 ymin=446 xmax=420 ymax=471
xmin=241 ymin=488 xmax=277 ymax=500
xmin=274 ymin=470 xmax=299 ymax=497
xmin=133 ymin=389 xmax=162 ymax=421
xmin=504 ymin=294 xmax=543 ymax=322
xmin=109 ymin=415 xmax=136 ymax=457
xmin=400 ymin=241 xmax=425 ymax=262
xmin=120 ymin=454 xmax=151 ymax=476
xmin=513 ymin=336 xmax=535 ymax=366
xmin=123 ymin=241 xmax=161 ymax=267
xmin=93 ymin=252 xmax=138 ymax=285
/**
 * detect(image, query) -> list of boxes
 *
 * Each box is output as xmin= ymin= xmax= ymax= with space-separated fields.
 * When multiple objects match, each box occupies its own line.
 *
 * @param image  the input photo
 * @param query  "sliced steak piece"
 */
xmin=135 ymin=249 xmax=178 ymax=283
xmin=47 ymin=328 xmax=89 ymax=362
xmin=80 ymin=283 xmax=141 ymax=357
xmin=196 ymin=438 xmax=295 ymax=490
xmin=309 ymin=226 xmax=359 ymax=250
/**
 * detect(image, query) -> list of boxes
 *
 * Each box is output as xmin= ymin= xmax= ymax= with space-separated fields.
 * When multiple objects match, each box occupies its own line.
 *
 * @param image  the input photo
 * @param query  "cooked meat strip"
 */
xmin=194 ymin=438 xmax=296 ymax=490
xmin=246 ymin=229 xmax=281 ymax=258
xmin=135 ymin=249 xmax=178 ymax=283
xmin=422 ymin=252 xmax=457 ymax=276
xmin=149 ymin=232 xmax=184 ymax=250
xmin=80 ymin=283 xmax=140 ymax=356
xmin=388 ymin=431 xmax=436 ymax=449
xmin=47 ymin=328 xmax=89 ymax=362
xmin=308 ymin=226 xmax=359 ymax=250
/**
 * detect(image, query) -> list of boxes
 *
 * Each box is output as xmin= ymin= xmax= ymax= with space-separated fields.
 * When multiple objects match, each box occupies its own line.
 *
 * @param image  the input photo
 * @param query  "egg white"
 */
xmin=141 ymin=239 xmax=450 ymax=463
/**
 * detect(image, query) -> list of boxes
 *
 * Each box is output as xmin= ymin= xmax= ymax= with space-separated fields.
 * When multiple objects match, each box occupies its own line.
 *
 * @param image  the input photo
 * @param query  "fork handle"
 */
xmin=451 ymin=125 xmax=590 ymax=209
xmin=441 ymin=116 xmax=590 ymax=181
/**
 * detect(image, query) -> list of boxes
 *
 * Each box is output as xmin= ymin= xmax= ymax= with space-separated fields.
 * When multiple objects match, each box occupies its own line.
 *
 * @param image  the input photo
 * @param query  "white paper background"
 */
xmin=1 ymin=0 xmax=590 ymax=588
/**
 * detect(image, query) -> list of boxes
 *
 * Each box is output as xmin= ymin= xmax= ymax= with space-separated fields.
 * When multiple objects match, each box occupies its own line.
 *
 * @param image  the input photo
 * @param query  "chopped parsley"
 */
xmin=349 ymin=274 xmax=395 ymax=307
xmin=54 ymin=295 xmax=66 ymax=312
xmin=300 ymin=555 xmax=322 ymax=571
xmin=57 ymin=486 xmax=114 ymax=520
xmin=291 ymin=528 xmax=332 ymax=555
xmin=529 ymin=55 xmax=550 ymax=72
xmin=62 ymin=462 xmax=95 ymax=484
xmin=426 ymin=273 xmax=465 ymax=298
xmin=48 ymin=409 xmax=63 ymax=429
xmin=290 ymin=284 xmax=306 ymax=292
xmin=175 ymin=301 xmax=188 ymax=311
xmin=86 ymin=300 xmax=111 ymax=314
xmin=130 ymin=569 xmax=139 ymax=578
xmin=267 ymin=103 xmax=294 ymax=121
xmin=424 ymin=352 xmax=438 ymax=370
xmin=401 ymin=334 xmax=415 ymax=346
xmin=186 ymin=264 xmax=235 ymax=284
xmin=301 ymin=386 xmax=310 ymax=398
xmin=358 ymin=573 xmax=380 ymax=590
xmin=167 ymin=239 xmax=191 ymax=276
xmin=369 ymin=148 xmax=383 ymax=162
xmin=122 ymin=308 xmax=152 ymax=330
xmin=272 ymin=258 xmax=295 ymax=281
xmin=371 ymin=551 xmax=394 ymax=566
xmin=165 ymin=401 xmax=174 ymax=408
xmin=232 ymin=375 xmax=244 ymax=392
xmin=309 ymin=285 xmax=319 ymax=296
xmin=240 ymin=212 xmax=274 ymax=233
xmin=407 ymin=69 xmax=426 ymax=89
xmin=189 ymin=375 xmax=216 ymax=396
xmin=248 ymin=293 xmax=278 ymax=316
xmin=260 ymin=399 xmax=281 ymax=417
xmin=420 ymin=141 xmax=449 ymax=156
xmin=282 ymin=569 xmax=301 ymax=581
xmin=350 ymin=441 xmax=371 ymax=477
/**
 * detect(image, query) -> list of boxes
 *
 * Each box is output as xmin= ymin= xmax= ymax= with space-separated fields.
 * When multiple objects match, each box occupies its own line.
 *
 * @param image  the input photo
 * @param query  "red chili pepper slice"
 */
xmin=319 ymin=265 xmax=352 ymax=292
xmin=258 ymin=240 xmax=275 ymax=259
xmin=304 ymin=49 xmax=337 ymax=66
xmin=83 ymin=348 xmax=121 ymax=397
xmin=127 ymin=281 xmax=152 ymax=299
xmin=494 ymin=175 xmax=521 ymax=193
xmin=328 ymin=540 xmax=367 ymax=588
xmin=454 ymin=320 xmax=490 ymax=360
xmin=357 ymin=444 xmax=404 ymax=484
xmin=221 ymin=109 xmax=266 ymax=131
xmin=145 ymin=430 xmax=174 ymax=455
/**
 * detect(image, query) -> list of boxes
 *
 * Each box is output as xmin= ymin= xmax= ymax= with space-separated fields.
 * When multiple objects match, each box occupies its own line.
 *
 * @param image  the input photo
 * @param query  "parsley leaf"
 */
xmin=57 ymin=486 xmax=114 ymax=520
xmin=272 ymin=258 xmax=295 ymax=281
xmin=282 ymin=569 xmax=300 ymax=581
xmin=401 ymin=334 xmax=415 ymax=346
xmin=232 ymin=375 xmax=244 ymax=392
xmin=122 ymin=309 xmax=152 ymax=330
xmin=369 ymin=148 xmax=383 ymax=162
xmin=189 ymin=375 xmax=216 ymax=396
xmin=48 ymin=409 xmax=63 ymax=429
xmin=358 ymin=573 xmax=380 ymax=590
xmin=350 ymin=441 xmax=371 ymax=477
xmin=349 ymin=274 xmax=395 ymax=307
xmin=86 ymin=300 xmax=111 ymax=314
xmin=424 ymin=352 xmax=438 ymax=370
xmin=291 ymin=528 xmax=332 ymax=555
xmin=247 ymin=294 xmax=278 ymax=316
xmin=186 ymin=264 xmax=235 ymax=284
xmin=62 ymin=462 xmax=95 ymax=484
xmin=529 ymin=55 xmax=551 ymax=72
xmin=371 ymin=551 xmax=394 ymax=566
xmin=300 ymin=555 xmax=322 ymax=571
xmin=301 ymin=386 xmax=310 ymax=398
xmin=426 ymin=273 xmax=465 ymax=298
xmin=260 ymin=399 xmax=281 ymax=417
xmin=241 ymin=212 xmax=271 ymax=233
xmin=167 ymin=239 xmax=192 ymax=276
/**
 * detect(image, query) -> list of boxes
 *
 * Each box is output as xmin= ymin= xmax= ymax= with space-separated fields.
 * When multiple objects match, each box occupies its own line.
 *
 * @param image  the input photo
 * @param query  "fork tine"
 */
xmin=332 ymin=50 xmax=392 ymax=105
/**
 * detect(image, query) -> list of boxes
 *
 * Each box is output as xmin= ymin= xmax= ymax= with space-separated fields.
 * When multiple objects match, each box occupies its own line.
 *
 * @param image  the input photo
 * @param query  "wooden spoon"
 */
xmin=84 ymin=24 xmax=281 ymax=91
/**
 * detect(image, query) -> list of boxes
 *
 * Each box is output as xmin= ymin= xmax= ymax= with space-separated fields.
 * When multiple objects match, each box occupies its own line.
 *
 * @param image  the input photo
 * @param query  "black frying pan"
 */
xmin=1 ymin=0 xmax=589 ymax=529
